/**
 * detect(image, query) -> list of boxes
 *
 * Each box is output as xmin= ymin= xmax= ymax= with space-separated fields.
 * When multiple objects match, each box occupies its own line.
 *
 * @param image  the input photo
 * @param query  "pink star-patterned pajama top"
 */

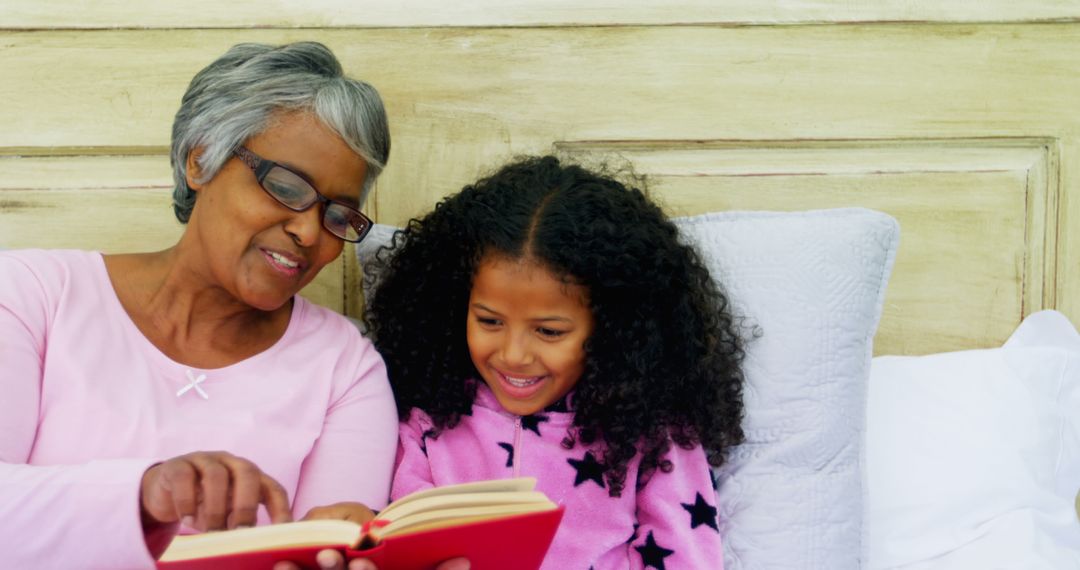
xmin=391 ymin=383 xmax=724 ymax=570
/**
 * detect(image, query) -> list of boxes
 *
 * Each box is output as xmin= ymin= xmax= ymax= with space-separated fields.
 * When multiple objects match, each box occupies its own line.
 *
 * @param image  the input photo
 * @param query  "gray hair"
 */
xmin=170 ymin=41 xmax=390 ymax=223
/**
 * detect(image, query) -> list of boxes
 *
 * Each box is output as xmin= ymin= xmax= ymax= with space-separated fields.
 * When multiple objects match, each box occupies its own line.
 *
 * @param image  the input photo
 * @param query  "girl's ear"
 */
xmin=184 ymin=147 xmax=206 ymax=192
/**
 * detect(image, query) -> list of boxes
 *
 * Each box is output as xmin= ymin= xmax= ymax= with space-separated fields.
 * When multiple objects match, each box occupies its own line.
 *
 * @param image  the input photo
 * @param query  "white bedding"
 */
xmin=867 ymin=310 xmax=1080 ymax=569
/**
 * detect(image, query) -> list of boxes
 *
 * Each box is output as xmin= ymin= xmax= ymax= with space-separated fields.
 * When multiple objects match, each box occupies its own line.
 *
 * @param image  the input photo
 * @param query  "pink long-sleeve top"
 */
xmin=0 ymin=249 xmax=399 ymax=569
xmin=391 ymin=383 xmax=723 ymax=569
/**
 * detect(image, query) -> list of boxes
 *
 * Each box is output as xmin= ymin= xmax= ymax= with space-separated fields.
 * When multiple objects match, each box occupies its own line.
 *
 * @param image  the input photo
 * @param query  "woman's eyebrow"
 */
xmin=273 ymin=157 xmax=315 ymax=180
xmin=278 ymin=159 xmax=361 ymax=207
xmin=333 ymin=193 xmax=361 ymax=208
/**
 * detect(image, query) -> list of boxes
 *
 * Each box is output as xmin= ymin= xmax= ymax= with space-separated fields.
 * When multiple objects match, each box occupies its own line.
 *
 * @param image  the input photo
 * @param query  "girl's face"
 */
xmin=467 ymin=255 xmax=594 ymax=416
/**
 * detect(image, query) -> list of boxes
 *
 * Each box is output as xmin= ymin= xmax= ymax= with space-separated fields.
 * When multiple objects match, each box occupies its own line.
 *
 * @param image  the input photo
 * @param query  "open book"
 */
xmin=156 ymin=477 xmax=563 ymax=570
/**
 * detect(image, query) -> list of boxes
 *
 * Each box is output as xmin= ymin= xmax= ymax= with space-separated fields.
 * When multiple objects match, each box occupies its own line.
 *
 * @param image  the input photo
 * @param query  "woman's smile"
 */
xmin=259 ymin=247 xmax=307 ymax=277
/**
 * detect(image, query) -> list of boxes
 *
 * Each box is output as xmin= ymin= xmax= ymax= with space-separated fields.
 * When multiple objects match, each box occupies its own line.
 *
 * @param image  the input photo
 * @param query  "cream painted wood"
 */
xmin=2 ymin=0 xmax=1078 ymax=29
xmin=0 ymin=155 xmax=345 ymax=312
xmin=559 ymin=140 xmax=1054 ymax=355
xmin=10 ymin=25 xmax=1080 ymax=149
xmin=1059 ymin=140 xmax=1080 ymax=318
xmin=4 ymin=23 xmax=1080 ymax=351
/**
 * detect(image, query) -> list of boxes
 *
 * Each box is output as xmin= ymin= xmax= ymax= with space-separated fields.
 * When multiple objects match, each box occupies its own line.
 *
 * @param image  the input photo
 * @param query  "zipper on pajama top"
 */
xmin=512 ymin=417 xmax=522 ymax=477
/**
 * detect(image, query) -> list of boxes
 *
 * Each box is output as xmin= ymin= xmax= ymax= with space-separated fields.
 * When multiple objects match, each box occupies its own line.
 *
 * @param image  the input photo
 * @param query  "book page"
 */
xmin=378 ymin=490 xmax=551 ymax=523
xmin=379 ymin=477 xmax=537 ymax=519
xmin=158 ymin=478 xmax=550 ymax=562
xmin=159 ymin=520 xmax=362 ymax=562
xmin=377 ymin=502 xmax=558 ymax=540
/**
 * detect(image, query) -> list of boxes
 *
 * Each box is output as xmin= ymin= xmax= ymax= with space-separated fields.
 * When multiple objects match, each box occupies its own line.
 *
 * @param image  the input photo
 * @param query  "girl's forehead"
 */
xmin=472 ymin=254 xmax=590 ymax=305
xmin=475 ymin=253 xmax=577 ymax=285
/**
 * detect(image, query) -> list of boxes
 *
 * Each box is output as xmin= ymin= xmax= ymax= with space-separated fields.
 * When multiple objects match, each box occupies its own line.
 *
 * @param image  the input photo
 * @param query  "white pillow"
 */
xmin=675 ymin=209 xmax=898 ymax=569
xmin=867 ymin=310 xmax=1080 ymax=569
xmin=358 ymin=208 xmax=900 ymax=569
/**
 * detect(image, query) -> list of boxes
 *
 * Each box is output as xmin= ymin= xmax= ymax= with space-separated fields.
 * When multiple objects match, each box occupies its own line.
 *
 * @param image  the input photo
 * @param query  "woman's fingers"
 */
xmin=301 ymin=502 xmax=374 ymax=524
xmin=435 ymin=558 xmax=471 ymax=570
xmin=225 ymin=456 xmax=263 ymax=529
xmin=271 ymin=549 xmax=344 ymax=570
xmin=140 ymin=451 xmax=291 ymax=532
xmin=163 ymin=459 xmax=201 ymax=522
xmin=316 ymin=549 xmax=346 ymax=569
xmin=153 ymin=459 xmax=200 ymax=524
xmin=343 ymin=557 xmax=468 ymax=570
xmin=260 ymin=472 xmax=293 ymax=524
xmin=189 ymin=454 xmax=230 ymax=531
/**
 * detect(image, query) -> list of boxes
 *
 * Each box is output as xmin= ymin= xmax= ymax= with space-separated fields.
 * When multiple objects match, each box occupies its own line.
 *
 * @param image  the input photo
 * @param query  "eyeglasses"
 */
xmin=232 ymin=145 xmax=372 ymax=243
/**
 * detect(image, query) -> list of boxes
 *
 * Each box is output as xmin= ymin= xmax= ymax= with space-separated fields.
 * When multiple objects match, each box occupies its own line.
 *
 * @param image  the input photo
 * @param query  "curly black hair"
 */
xmin=364 ymin=155 xmax=745 ymax=497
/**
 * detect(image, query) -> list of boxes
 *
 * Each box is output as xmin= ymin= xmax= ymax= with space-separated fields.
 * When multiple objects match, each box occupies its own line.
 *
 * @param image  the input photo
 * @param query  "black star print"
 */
xmin=543 ymin=396 xmax=571 ymax=413
xmin=634 ymin=531 xmax=674 ymax=569
xmin=521 ymin=414 xmax=549 ymax=436
xmin=497 ymin=442 xmax=514 ymax=468
xmin=419 ymin=428 xmax=436 ymax=457
xmin=566 ymin=451 xmax=606 ymax=488
xmin=681 ymin=492 xmax=719 ymax=532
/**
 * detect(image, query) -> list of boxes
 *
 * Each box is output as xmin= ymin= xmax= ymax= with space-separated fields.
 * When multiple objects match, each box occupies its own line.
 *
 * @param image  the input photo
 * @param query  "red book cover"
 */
xmin=156 ymin=507 xmax=564 ymax=570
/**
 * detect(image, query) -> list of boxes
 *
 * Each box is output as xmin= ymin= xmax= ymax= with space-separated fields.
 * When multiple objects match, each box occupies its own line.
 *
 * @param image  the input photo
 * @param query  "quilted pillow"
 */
xmin=674 ymin=209 xmax=898 ymax=569
xmin=357 ymin=208 xmax=900 ymax=569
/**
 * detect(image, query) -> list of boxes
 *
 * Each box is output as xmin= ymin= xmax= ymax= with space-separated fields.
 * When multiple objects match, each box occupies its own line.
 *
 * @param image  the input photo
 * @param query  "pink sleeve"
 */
xmin=0 ymin=253 xmax=47 ymax=463
xmin=389 ymin=411 xmax=437 ymax=501
xmin=291 ymin=341 xmax=399 ymax=515
xmin=0 ymin=254 xmax=163 ymax=568
xmin=630 ymin=443 xmax=724 ymax=570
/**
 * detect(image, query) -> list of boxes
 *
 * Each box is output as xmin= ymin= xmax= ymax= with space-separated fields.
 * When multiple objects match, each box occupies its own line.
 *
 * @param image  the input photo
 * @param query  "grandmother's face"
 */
xmin=185 ymin=111 xmax=368 ymax=311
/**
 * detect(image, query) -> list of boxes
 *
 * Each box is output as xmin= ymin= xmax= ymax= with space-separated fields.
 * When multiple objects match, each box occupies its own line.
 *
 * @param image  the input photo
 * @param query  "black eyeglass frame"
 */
xmin=232 ymin=145 xmax=373 ymax=244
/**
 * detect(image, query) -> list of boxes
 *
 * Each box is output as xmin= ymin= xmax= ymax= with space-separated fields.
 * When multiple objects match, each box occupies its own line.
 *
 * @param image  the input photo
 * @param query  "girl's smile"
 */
xmin=466 ymin=254 xmax=594 ymax=416
xmin=494 ymin=369 xmax=547 ymax=399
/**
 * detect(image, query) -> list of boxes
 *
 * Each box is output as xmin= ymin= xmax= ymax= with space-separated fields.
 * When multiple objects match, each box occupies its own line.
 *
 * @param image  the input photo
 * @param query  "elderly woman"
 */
xmin=0 ymin=42 xmax=407 ymax=569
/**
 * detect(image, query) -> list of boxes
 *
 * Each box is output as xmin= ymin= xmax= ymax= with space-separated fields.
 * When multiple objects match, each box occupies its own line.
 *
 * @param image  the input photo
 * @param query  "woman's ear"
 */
xmin=185 ymin=147 xmax=205 ymax=192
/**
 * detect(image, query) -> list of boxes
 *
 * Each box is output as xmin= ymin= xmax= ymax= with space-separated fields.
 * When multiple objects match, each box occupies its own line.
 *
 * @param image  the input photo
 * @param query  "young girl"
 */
xmin=364 ymin=155 xmax=746 ymax=569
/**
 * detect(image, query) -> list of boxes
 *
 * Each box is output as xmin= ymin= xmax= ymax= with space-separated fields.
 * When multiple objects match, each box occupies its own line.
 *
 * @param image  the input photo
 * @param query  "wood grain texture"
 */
xmin=2 ymin=0 xmax=1078 ymax=29
xmin=559 ymin=139 xmax=1052 ymax=354
xmin=3 ymin=23 xmax=1080 ymax=350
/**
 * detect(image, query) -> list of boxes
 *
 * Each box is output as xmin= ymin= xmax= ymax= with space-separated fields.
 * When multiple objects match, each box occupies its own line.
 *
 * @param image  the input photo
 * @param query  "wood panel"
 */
xmin=2 ymin=0 xmax=1078 ymax=29
xmin=4 ymin=23 xmax=1080 ymax=350
xmin=557 ymin=140 xmax=1054 ymax=354
xmin=8 ymin=26 xmax=1080 ymax=149
xmin=0 ymin=155 xmax=345 ymax=312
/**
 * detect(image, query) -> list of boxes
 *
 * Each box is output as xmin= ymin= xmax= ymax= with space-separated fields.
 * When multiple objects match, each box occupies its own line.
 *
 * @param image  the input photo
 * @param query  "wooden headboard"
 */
xmin=3 ymin=3 xmax=1079 ymax=356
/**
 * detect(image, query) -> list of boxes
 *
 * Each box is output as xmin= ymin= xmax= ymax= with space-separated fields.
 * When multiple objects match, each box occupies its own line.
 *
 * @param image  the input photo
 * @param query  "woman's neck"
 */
xmin=103 ymin=247 xmax=292 ymax=369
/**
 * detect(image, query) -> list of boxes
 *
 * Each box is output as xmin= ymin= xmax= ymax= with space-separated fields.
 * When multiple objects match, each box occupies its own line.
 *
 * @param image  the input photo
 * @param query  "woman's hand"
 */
xmin=140 ymin=451 xmax=292 ymax=532
xmin=301 ymin=502 xmax=377 ymax=525
xmin=271 ymin=503 xmax=469 ymax=570
xmin=273 ymin=552 xmax=470 ymax=570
